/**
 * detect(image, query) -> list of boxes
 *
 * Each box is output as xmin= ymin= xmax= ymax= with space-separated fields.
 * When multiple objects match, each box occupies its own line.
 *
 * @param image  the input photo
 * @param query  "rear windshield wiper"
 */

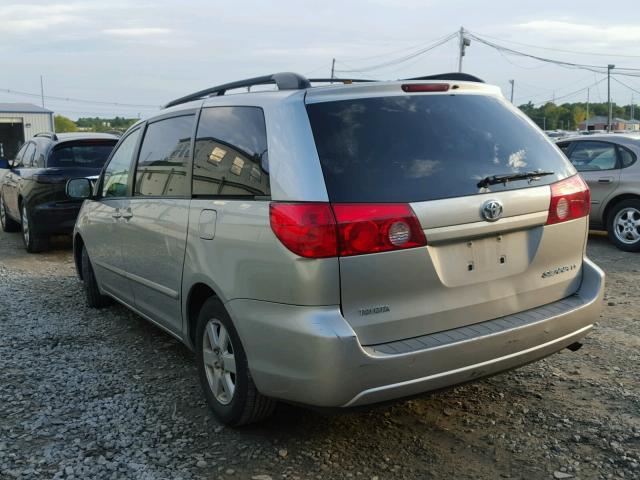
xmin=477 ymin=169 xmax=555 ymax=189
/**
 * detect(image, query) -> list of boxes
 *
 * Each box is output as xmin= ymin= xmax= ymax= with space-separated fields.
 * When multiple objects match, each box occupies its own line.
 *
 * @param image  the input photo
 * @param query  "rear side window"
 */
xmin=48 ymin=141 xmax=117 ymax=168
xmin=193 ymin=106 xmax=270 ymax=197
xmin=568 ymin=141 xmax=618 ymax=171
xmin=619 ymin=145 xmax=637 ymax=168
xmin=134 ymin=115 xmax=194 ymax=197
xmin=306 ymin=95 xmax=574 ymax=203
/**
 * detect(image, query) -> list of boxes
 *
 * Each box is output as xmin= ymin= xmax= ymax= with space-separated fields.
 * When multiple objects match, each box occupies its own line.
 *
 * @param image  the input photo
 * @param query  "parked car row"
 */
xmin=0 ymin=132 xmax=118 ymax=251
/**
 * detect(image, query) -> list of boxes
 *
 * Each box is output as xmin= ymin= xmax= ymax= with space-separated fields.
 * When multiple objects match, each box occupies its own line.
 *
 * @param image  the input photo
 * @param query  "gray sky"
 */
xmin=2 ymin=0 xmax=640 ymax=119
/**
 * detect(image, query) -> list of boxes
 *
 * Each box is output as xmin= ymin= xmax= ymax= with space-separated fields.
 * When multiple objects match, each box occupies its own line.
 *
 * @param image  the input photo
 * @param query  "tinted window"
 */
xmin=134 ymin=115 xmax=194 ymax=197
xmin=568 ymin=141 xmax=617 ymax=171
xmin=48 ymin=141 xmax=116 ymax=168
xmin=193 ymin=107 xmax=269 ymax=197
xmin=619 ymin=145 xmax=637 ymax=168
xmin=557 ymin=142 xmax=571 ymax=154
xmin=306 ymin=95 xmax=574 ymax=203
xmin=102 ymin=129 xmax=140 ymax=198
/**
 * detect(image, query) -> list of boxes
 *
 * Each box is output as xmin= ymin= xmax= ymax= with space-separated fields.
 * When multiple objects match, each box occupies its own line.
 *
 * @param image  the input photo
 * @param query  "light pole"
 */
xmin=608 ymin=64 xmax=615 ymax=132
xmin=458 ymin=27 xmax=471 ymax=73
xmin=509 ymin=79 xmax=515 ymax=104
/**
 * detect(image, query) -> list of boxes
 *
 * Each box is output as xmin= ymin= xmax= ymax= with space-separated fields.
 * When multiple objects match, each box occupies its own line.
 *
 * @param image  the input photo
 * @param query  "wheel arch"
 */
xmin=73 ymin=233 xmax=85 ymax=280
xmin=602 ymin=193 xmax=640 ymax=228
xmin=186 ymin=282 xmax=222 ymax=350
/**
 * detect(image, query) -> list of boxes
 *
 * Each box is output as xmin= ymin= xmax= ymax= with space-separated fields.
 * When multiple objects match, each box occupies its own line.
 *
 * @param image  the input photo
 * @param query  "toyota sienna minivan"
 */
xmin=67 ymin=72 xmax=605 ymax=425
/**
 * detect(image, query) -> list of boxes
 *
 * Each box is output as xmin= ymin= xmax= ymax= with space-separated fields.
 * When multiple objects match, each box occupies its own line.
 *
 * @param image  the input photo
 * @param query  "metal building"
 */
xmin=0 ymin=103 xmax=54 ymax=160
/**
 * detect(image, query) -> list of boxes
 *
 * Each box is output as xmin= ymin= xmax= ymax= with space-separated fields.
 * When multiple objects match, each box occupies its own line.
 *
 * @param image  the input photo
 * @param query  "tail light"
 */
xmin=401 ymin=83 xmax=449 ymax=93
xmin=546 ymin=175 xmax=590 ymax=225
xmin=332 ymin=204 xmax=426 ymax=256
xmin=269 ymin=203 xmax=426 ymax=258
xmin=269 ymin=203 xmax=337 ymax=258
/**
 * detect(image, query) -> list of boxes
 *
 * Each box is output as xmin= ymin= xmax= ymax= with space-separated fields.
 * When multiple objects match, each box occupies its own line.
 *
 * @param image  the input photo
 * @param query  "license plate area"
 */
xmin=427 ymin=230 xmax=533 ymax=287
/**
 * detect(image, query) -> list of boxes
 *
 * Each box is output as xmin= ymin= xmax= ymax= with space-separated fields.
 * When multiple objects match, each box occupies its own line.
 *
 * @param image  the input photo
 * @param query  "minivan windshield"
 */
xmin=48 ymin=140 xmax=117 ymax=169
xmin=306 ymin=94 xmax=575 ymax=203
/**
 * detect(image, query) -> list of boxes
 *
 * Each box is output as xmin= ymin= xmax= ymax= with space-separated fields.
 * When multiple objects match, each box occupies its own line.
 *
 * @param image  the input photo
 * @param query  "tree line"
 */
xmin=518 ymin=101 xmax=637 ymax=131
xmin=54 ymin=115 xmax=138 ymax=133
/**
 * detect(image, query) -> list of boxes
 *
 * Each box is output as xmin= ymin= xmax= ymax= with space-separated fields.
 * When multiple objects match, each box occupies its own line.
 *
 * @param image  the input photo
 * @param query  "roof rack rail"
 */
xmin=307 ymin=78 xmax=376 ymax=84
xmin=403 ymin=72 xmax=484 ymax=83
xmin=164 ymin=72 xmax=312 ymax=108
xmin=34 ymin=132 xmax=58 ymax=141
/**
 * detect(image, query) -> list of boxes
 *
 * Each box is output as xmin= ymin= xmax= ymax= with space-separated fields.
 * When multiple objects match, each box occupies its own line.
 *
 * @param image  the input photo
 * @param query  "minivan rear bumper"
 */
xmin=226 ymin=257 xmax=604 ymax=408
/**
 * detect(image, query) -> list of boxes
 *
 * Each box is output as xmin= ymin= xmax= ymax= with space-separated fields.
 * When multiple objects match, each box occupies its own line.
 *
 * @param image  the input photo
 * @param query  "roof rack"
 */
xmin=34 ymin=132 xmax=58 ymax=141
xmin=164 ymin=71 xmax=484 ymax=109
xmin=308 ymin=78 xmax=376 ymax=84
xmin=403 ymin=72 xmax=484 ymax=83
xmin=164 ymin=72 xmax=312 ymax=108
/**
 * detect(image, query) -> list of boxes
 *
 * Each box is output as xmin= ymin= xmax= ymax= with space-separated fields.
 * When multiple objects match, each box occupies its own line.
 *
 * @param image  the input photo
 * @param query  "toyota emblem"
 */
xmin=482 ymin=200 xmax=503 ymax=222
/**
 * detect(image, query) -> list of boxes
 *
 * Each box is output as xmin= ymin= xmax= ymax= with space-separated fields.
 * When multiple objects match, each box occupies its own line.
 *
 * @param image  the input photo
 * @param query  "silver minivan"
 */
xmin=68 ymin=72 xmax=605 ymax=425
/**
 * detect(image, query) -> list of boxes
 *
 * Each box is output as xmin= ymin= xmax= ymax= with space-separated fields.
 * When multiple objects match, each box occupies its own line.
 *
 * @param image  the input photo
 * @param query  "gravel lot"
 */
xmin=0 ymin=229 xmax=638 ymax=480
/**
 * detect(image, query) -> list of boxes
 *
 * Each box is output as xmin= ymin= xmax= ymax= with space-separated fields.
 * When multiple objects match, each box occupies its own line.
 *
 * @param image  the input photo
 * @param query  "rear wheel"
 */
xmin=607 ymin=199 xmax=640 ymax=252
xmin=196 ymin=297 xmax=276 ymax=426
xmin=0 ymin=195 xmax=20 ymax=232
xmin=21 ymin=203 xmax=49 ymax=253
xmin=81 ymin=246 xmax=112 ymax=308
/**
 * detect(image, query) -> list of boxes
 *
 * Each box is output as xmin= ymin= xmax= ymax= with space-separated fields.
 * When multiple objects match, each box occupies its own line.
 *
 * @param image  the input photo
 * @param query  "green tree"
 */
xmin=54 ymin=115 xmax=78 ymax=132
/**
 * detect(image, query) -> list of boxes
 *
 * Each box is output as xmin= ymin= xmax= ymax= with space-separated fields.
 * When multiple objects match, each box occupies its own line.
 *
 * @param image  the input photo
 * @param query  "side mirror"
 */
xmin=66 ymin=178 xmax=93 ymax=199
xmin=0 ymin=158 xmax=9 ymax=169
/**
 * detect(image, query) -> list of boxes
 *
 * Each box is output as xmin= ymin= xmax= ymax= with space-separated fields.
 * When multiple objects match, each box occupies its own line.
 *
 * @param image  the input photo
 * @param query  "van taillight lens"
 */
xmin=332 ymin=204 xmax=426 ymax=256
xmin=546 ymin=175 xmax=590 ymax=225
xmin=269 ymin=203 xmax=337 ymax=258
xmin=269 ymin=203 xmax=426 ymax=258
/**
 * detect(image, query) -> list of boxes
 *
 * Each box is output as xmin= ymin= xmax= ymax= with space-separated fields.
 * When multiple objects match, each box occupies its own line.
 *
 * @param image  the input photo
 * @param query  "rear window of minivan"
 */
xmin=306 ymin=94 xmax=574 ymax=203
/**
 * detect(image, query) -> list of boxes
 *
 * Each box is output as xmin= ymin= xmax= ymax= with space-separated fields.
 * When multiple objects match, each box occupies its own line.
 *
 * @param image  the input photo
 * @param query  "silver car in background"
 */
xmin=67 ymin=72 xmax=605 ymax=425
xmin=558 ymin=135 xmax=640 ymax=251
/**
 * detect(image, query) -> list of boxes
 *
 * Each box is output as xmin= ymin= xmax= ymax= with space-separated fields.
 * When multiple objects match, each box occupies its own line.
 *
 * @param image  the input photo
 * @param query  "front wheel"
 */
xmin=607 ymin=199 xmax=640 ymax=252
xmin=0 ymin=195 xmax=20 ymax=232
xmin=196 ymin=297 xmax=276 ymax=426
xmin=21 ymin=204 xmax=49 ymax=253
xmin=81 ymin=245 xmax=112 ymax=308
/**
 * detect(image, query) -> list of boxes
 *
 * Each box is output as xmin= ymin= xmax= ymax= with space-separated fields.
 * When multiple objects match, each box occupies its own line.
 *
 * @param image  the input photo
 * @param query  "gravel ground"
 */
xmin=0 ymin=229 xmax=638 ymax=480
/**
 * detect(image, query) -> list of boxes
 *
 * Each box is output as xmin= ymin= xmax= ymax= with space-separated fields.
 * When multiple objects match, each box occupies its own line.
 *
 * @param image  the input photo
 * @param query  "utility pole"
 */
xmin=457 ymin=27 xmax=470 ymax=73
xmin=330 ymin=58 xmax=335 ymax=83
xmin=608 ymin=64 xmax=615 ymax=132
xmin=40 ymin=75 xmax=45 ymax=108
xmin=509 ymin=79 xmax=515 ymax=104
xmin=543 ymin=117 xmax=546 ymax=130
xmin=631 ymin=94 xmax=635 ymax=120
xmin=586 ymin=88 xmax=590 ymax=132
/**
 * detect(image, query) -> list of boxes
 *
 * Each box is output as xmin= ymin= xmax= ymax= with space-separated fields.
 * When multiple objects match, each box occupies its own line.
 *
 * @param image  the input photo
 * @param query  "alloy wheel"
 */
xmin=613 ymin=207 xmax=640 ymax=245
xmin=202 ymin=318 xmax=236 ymax=405
xmin=21 ymin=205 xmax=29 ymax=246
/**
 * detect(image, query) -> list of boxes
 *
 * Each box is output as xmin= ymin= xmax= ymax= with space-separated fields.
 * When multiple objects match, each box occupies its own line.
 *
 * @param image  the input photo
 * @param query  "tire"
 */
xmin=20 ymin=203 xmax=49 ymax=253
xmin=195 ymin=297 xmax=276 ymax=426
xmin=81 ymin=245 xmax=112 ymax=308
xmin=607 ymin=199 xmax=640 ymax=252
xmin=0 ymin=195 xmax=20 ymax=232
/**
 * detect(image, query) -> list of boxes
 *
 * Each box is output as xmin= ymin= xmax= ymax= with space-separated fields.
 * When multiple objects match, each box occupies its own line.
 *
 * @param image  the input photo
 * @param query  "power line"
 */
xmin=612 ymin=76 xmax=640 ymax=97
xmin=0 ymin=87 xmax=160 ymax=108
xmin=469 ymin=30 xmax=640 ymax=59
xmin=334 ymin=32 xmax=457 ymax=73
xmin=466 ymin=32 xmax=640 ymax=76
